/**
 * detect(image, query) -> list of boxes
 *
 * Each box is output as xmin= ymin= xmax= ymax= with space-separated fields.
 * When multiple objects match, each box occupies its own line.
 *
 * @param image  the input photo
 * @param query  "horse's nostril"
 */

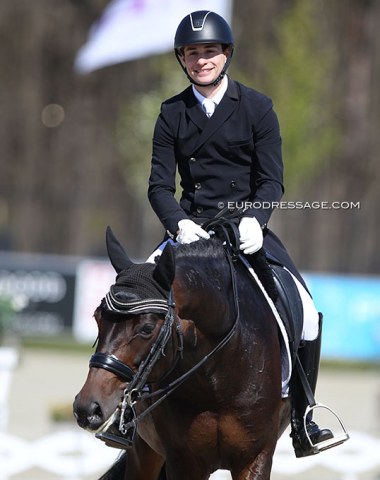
xmin=92 ymin=402 xmax=103 ymax=419
xmin=87 ymin=401 xmax=104 ymax=428
xmin=73 ymin=399 xmax=104 ymax=430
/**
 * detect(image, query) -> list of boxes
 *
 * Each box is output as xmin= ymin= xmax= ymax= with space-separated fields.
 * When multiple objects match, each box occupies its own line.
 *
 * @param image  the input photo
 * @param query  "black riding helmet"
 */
xmin=174 ymin=10 xmax=234 ymax=87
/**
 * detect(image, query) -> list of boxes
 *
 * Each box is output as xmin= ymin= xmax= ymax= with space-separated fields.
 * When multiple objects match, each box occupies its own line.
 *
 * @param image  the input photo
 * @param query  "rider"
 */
xmin=147 ymin=10 xmax=335 ymax=457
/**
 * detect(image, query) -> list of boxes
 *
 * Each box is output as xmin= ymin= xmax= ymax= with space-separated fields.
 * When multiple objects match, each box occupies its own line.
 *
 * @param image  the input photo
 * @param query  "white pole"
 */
xmin=0 ymin=347 xmax=19 ymax=432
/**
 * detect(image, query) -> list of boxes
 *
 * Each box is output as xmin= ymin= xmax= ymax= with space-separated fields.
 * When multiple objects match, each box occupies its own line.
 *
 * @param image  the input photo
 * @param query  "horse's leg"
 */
xmin=124 ymin=434 xmax=165 ymax=480
xmin=98 ymin=434 xmax=165 ymax=480
xmin=231 ymin=447 xmax=276 ymax=480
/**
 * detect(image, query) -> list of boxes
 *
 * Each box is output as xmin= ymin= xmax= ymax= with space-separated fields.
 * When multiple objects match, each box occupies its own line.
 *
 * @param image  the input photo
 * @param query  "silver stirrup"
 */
xmin=304 ymin=403 xmax=350 ymax=453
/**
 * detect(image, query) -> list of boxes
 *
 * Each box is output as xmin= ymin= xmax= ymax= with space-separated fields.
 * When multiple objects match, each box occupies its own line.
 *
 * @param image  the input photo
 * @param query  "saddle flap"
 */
xmin=271 ymin=264 xmax=303 ymax=365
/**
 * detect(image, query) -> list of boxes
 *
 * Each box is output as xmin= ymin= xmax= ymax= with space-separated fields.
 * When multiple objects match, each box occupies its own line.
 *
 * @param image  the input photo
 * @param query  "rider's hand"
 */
xmin=176 ymin=219 xmax=210 ymax=244
xmin=239 ymin=217 xmax=263 ymax=254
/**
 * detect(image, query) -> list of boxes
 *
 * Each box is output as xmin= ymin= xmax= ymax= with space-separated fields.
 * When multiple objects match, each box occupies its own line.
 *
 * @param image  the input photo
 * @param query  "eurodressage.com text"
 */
xmin=221 ymin=201 xmax=361 ymax=210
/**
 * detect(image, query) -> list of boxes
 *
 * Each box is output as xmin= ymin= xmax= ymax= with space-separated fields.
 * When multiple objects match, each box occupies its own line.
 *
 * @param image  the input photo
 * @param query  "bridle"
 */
xmin=90 ymin=291 xmax=181 ymax=386
xmin=92 ymin=223 xmax=241 ymax=449
xmin=90 ymin=289 xmax=180 ymax=446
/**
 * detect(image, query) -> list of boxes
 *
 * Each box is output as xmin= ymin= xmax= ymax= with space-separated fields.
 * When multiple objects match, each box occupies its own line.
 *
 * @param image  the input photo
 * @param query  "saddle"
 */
xmin=203 ymin=210 xmax=303 ymax=367
xmin=269 ymin=260 xmax=303 ymax=365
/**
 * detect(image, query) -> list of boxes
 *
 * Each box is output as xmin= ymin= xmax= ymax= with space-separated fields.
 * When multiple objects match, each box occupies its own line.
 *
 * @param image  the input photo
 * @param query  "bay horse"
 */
xmin=74 ymin=227 xmax=291 ymax=480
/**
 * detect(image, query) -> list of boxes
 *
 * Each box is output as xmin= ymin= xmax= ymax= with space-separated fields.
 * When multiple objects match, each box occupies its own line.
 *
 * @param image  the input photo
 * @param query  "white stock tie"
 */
xmin=202 ymin=98 xmax=215 ymax=118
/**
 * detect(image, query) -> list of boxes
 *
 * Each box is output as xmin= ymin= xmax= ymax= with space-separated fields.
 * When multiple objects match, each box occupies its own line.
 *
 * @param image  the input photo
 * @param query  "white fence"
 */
xmin=1 ymin=429 xmax=379 ymax=480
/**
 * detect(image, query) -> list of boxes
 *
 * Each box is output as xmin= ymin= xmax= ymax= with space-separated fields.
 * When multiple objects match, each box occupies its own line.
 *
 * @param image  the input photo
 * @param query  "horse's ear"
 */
xmin=106 ymin=226 xmax=134 ymax=273
xmin=153 ymin=243 xmax=175 ymax=291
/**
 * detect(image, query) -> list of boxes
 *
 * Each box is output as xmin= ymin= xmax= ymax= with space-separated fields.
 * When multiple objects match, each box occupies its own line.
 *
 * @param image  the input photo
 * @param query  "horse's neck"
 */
xmin=173 ymin=257 xmax=234 ymax=337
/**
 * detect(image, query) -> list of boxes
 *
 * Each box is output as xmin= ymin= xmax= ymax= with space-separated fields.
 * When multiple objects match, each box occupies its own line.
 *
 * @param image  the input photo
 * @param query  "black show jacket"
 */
xmin=148 ymin=78 xmax=305 ymax=287
xmin=148 ymin=78 xmax=283 ymax=235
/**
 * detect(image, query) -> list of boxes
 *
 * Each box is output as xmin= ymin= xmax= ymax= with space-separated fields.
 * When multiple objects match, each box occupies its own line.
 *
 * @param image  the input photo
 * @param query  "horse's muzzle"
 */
xmin=73 ymin=395 xmax=105 ymax=431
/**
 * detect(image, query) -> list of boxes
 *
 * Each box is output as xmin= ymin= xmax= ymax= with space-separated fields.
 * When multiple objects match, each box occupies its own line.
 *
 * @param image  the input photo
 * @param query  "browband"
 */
xmin=101 ymin=292 xmax=169 ymax=315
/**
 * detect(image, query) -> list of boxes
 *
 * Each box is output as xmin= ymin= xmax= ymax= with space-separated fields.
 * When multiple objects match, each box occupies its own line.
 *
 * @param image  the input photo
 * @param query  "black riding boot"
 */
xmin=290 ymin=314 xmax=333 ymax=457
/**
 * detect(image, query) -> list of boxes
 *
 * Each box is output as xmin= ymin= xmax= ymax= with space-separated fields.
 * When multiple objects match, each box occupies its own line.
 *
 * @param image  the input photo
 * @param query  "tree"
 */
xmin=1 ymin=0 xmax=379 ymax=272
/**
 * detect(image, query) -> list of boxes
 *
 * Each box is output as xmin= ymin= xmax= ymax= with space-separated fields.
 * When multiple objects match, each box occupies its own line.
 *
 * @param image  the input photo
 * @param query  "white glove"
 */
xmin=239 ymin=217 xmax=263 ymax=254
xmin=177 ymin=219 xmax=210 ymax=244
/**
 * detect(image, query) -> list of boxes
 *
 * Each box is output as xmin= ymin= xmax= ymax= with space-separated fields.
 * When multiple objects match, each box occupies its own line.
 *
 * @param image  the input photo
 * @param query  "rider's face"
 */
xmin=182 ymin=43 xmax=229 ymax=85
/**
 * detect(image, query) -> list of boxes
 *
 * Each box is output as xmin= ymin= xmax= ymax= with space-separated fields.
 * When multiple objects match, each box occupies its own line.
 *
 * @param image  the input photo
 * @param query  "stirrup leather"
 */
xmin=303 ymin=403 xmax=349 ymax=453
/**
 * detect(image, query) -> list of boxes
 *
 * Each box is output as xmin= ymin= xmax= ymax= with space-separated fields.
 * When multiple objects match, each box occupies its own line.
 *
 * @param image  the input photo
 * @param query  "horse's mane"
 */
xmin=174 ymin=236 xmax=226 ymax=262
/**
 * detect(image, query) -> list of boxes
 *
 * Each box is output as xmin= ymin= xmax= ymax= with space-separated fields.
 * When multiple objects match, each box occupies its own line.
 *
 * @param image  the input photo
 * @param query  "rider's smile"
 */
xmin=183 ymin=43 xmax=228 ymax=87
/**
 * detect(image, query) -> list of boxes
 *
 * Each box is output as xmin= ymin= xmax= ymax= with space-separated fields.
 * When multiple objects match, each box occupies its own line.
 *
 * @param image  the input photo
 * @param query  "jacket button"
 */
xmin=230 ymin=180 xmax=236 ymax=188
xmin=196 ymin=206 xmax=203 ymax=214
xmin=190 ymin=157 xmax=196 ymax=163
xmin=195 ymin=182 xmax=201 ymax=190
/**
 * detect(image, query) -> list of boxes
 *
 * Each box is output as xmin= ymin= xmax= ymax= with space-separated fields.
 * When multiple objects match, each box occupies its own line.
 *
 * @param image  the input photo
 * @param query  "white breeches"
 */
xmin=286 ymin=269 xmax=319 ymax=341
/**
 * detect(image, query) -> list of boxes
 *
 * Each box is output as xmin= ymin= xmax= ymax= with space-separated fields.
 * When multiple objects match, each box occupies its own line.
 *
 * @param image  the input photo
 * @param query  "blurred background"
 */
xmin=0 ymin=0 xmax=379 ymax=479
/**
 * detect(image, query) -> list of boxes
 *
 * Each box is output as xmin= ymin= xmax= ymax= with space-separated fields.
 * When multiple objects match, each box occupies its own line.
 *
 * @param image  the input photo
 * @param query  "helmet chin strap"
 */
xmin=175 ymin=48 xmax=233 ymax=88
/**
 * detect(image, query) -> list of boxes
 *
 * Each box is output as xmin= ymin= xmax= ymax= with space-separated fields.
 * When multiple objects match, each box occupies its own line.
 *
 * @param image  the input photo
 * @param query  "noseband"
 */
xmin=90 ymin=353 xmax=135 ymax=382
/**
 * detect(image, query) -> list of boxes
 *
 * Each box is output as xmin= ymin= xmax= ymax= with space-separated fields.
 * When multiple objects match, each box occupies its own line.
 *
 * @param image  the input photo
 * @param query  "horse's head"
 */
xmin=73 ymin=227 xmax=176 ymax=433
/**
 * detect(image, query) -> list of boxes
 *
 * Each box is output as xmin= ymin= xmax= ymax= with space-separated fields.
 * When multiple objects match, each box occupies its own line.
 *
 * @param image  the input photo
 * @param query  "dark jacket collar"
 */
xmin=185 ymin=78 xmax=239 ymax=152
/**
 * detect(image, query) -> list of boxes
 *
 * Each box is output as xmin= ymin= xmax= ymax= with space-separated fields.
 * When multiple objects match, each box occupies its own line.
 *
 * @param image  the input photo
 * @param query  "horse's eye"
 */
xmin=139 ymin=324 xmax=155 ymax=336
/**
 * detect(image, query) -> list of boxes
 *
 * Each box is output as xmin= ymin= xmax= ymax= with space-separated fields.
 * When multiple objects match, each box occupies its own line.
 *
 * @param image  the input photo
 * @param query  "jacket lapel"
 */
xmin=186 ymin=89 xmax=208 ymax=130
xmin=190 ymin=79 xmax=239 ymax=153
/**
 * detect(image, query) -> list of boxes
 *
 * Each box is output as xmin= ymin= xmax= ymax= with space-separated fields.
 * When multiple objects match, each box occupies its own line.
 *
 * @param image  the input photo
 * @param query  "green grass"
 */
xmin=19 ymin=334 xmax=94 ymax=354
